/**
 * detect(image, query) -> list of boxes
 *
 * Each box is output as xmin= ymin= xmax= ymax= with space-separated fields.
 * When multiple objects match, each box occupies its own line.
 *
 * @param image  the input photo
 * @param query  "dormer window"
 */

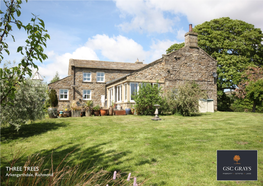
xmin=96 ymin=72 xmax=105 ymax=82
xmin=83 ymin=72 xmax=91 ymax=82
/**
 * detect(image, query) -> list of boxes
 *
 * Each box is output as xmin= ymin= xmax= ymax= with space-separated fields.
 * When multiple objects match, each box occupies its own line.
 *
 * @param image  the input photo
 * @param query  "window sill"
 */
xmin=96 ymin=82 xmax=106 ymax=84
xmin=82 ymin=81 xmax=92 ymax=83
xmin=59 ymin=100 xmax=70 ymax=102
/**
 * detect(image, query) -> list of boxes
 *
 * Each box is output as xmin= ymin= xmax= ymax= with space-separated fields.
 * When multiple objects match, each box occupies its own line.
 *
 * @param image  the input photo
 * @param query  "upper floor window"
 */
xmin=59 ymin=89 xmax=68 ymax=100
xmin=83 ymin=72 xmax=91 ymax=82
xmin=83 ymin=90 xmax=91 ymax=100
xmin=96 ymin=72 xmax=105 ymax=82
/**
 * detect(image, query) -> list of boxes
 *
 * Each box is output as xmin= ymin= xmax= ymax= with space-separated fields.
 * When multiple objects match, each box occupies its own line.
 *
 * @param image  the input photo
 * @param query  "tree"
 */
xmin=50 ymin=71 xmax=60 ymax=83
xmin=132 ymin=83 xmax=165 ymax=115
xmin=235 ymin=66 xmax=263 ymax=112
xmin=166 ymin=17 xmax=263 ymax=91
xmin=0 ymin=78 xmax=48 ymax=130
xmin=166 ymin=42 xmax=184 ymax=54
xmin=0 ymin=0 xmax=50 ymax=106
xmin=193 ymin=17 xmax=263 ymax=91
xmin=167 ymin=81 xmax=206 ymax=116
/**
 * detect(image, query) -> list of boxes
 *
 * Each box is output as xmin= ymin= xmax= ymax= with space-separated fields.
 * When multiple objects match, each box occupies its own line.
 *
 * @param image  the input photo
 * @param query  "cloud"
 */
xmin=114 ymin=0 xmax=263 ymax=33
xmin=114 ymin=0 xmax=175 ymax=33
xmin=40 ymin=34 xmax=180 ymax=82
xmin=39 ymin=46 xmax=98 ymax=82
xmin=86 ymin=34 xmax=148 ymax=62
xmin=148 ymin=0 xmax=263 ymax=30
xmin=150 ymin=39 xmax=178 ymax=61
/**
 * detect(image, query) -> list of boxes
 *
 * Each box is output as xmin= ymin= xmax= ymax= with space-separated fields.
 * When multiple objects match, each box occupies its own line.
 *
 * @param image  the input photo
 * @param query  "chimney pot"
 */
xmin=189 ymin=24 xmax=192 ymax=32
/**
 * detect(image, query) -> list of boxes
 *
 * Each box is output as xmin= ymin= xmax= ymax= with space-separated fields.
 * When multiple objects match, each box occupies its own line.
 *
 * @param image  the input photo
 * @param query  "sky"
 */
xmin=1 ymin=0 xmax=263 ymax=83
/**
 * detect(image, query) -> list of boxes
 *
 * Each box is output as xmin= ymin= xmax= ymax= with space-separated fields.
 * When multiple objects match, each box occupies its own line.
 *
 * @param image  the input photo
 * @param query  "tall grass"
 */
xmin=2 ymin=149 xmax=148 ymax=186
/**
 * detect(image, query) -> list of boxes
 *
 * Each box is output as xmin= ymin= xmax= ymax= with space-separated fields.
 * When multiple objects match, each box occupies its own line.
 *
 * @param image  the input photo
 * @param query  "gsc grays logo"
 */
xmin=217 ymin=150 xmax=257 ymax=181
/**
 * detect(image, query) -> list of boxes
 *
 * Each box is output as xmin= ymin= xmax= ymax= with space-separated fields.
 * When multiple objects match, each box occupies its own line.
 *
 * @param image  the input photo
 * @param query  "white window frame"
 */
xmin=124 ymin=83 xmax=128 ymax=102
xmin=130 ymin=82 xmax=138 ymax=102
xmin=59 ymin=89 xmax=69 ymax=100
xmin=109 ymin=88 xmax=114 ymax=106
xmin=96 ymin=72 xmax=105 ymax=82
xmin=83 ymin=72 xmax=91 ymax=82
xmin=116 ymin=85 xmax=122 ymax=103
xmin=83 ymin=90 xmax=91 ymax=100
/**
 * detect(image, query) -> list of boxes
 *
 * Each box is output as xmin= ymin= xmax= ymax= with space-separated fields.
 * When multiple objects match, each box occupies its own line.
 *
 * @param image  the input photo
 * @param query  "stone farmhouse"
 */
xmin=48 ymin=25 xmax=218 ymax=112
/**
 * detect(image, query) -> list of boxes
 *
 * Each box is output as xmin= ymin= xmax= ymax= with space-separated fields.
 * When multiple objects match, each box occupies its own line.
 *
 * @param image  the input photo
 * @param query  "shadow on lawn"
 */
xmin=1 ymin=142 xmax=134 ymax=180
xmin=1 ymin=121 xmax=67 ymax=142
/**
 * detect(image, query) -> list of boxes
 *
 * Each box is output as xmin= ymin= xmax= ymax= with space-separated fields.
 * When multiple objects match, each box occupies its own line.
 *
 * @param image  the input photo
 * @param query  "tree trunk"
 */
xmin=252 ymin=101 xmax=256 ymax=112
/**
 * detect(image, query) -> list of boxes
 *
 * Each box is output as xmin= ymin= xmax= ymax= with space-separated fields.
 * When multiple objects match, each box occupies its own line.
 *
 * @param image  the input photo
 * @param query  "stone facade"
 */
xmin=48 ymin=28 xmax=218 ymax=111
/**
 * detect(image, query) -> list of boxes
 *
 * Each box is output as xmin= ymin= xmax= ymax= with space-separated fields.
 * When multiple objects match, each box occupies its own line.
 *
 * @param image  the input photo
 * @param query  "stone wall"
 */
xmin=48 ymin=76 xmax=73 ymax=110
xmin=164 ymin=46 xmax=217 ymax=110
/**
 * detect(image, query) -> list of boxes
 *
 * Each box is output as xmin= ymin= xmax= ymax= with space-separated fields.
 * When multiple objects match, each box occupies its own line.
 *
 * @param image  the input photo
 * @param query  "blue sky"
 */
xmin=1 ymin=0 xmax=263 ymax=83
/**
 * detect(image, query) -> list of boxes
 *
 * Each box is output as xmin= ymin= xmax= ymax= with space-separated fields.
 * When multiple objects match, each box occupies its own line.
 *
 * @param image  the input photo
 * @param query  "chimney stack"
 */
xmin=135 ymin=58 xmax=143 ymax=64
xmin=184 ymin=24 xmax=198 ymax=48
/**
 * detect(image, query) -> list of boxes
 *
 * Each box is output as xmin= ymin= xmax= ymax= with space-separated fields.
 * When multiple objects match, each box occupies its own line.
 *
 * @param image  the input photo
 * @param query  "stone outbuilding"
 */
xmin=48 ymin=25 xmax=217 ymax=111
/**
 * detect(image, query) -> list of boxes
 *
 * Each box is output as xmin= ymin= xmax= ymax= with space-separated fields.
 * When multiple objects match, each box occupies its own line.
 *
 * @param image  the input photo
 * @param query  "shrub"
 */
xmin=0 ymin=78 xmax=48 ymax=130
xmin=167 ymin=81 xmax=207 ymax=116
xmin=49 ymin=89 xmax=58 ymax=107
xmin=132 ymin=83 xmax=165 ymax=115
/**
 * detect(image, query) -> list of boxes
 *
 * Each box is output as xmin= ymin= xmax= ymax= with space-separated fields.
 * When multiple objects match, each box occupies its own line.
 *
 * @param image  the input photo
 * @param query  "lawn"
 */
xmin=1 ymin=112 xmax=263 ymax=185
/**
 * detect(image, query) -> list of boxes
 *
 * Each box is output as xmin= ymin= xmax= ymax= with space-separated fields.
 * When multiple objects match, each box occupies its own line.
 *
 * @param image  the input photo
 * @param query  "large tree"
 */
xmin=0 ymin=0 xmax=50 ymax=106
xmin=166 ymin=17 xmax=263 ymax=92
xmin=235 ymin=66 xmax=263 ymax=112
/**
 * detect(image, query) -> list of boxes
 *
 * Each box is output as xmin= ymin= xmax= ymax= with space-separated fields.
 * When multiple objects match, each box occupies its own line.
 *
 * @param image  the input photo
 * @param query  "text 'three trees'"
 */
xmin=0 ymin=0 xmax=50 ymax=106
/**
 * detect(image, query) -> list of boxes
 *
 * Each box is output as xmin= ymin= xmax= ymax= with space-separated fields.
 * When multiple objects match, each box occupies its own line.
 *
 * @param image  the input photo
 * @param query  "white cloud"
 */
xmin=114 ymin=0 xmax=175 ymax=33
xmin=148 ymin=0 xmax=263 ymax=30
xmin=40 ymin=34 xmax=180 ymax=82
xmin=150 ymin=39 xmax=178 ymax=61
xmin=114 ymin=0 xmax=263 ymax=33
xmin=39 ymin=47 xmax=98 ymax=82
xmin=86 ymin=34 xmax=148 ymax=62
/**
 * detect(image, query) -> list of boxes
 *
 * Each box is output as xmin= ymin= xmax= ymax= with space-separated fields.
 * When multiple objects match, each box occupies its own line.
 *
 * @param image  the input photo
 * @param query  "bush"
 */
xmin=49 ymin=89 xmax=58 ymax=107
xmin=167 ymin=81 xmax=206 ymax=116
xmin=230 ymin=98 xmax=263 ymax=112
xmin=0 ymin=78 xmax=48 ymax=130
xmin=132 ymin=83 xmax=165 ymax=115
xmin=217 ymin=90 xmax=234 ymax=111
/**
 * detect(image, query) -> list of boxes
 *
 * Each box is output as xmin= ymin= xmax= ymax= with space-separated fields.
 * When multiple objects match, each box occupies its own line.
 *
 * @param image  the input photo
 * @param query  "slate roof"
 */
xmin=69 ymin=59 xmax=146 ymax=71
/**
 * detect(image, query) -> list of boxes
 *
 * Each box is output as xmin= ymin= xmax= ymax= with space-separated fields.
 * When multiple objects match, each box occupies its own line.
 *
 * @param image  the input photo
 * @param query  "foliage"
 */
xmin=0 ymin=0 xmax=50 ymax=106
xmin=193 ymin=17 xmax=263 ymax=91
xmin=50 ymin=71 xmax=60 ymax=83
xmin=0 ymin=78 xmax=48 ymax=130
xmin=166 ymin=42 xmax=185 ymax=54
xmin=93 ymin=105 xmax=100 ymax=110
xmin=49 ymin=89 xmax=58 ymax=107
xmin=230 ymin=97 xmax=263 ymax=113
xmin=166 ymin=17 xmax=263 ymax=92
xmin=235 ymin=66 xmax=263 ymax=112
xmin=85 ymin=100 xmax=93 ymax=107
xmin=132 ymin=83 xmax=165 ymax=115
xmin=217 ymin=90 xmax=234 ymax=111
xmin=167 ymin=81 xmax=206 ymax=116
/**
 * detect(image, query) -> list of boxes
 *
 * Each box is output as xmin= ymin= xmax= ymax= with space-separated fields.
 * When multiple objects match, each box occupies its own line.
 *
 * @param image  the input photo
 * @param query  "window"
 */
xmin=109 ymin=88 xmax=114 ymax=105
xmin=96 ymin=72 xmax=105 ymax=82
xmin=83 ymin=72 xmax=91 ymax=82
xmin=115 ymin=85 xmax=122 ymax=102
xmin=130 ymin=82 xmax=138 ymax=102
xmin=83 ymin=90 xmax=91 ymax=100
xmin=124 ymin=83 xmax=127 ymax=101
xmin=59 ymin=89 xmax=68 ymax=100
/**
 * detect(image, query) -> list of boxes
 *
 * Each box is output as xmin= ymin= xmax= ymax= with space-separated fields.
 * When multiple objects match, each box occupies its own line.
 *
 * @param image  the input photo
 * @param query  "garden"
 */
xmin=1 ymin=112 xmax=263 ymax=185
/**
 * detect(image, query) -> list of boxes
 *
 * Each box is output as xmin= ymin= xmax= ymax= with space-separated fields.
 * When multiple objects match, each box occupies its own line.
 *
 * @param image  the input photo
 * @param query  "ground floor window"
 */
xmin=83 ymin=90 xmax=91 ymax=100
xmin=59 ymin=89 xmax=69 ymax=100
xmin=130 ymin=82 xmax=138 ymax=101
xmin=115 ymin=85 xmax=122 ymax=102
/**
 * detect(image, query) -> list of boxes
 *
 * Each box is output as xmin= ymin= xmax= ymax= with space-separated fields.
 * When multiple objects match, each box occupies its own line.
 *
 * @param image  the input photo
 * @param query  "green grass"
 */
xmin=1 ymin=112 xmax=263 ymax=185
